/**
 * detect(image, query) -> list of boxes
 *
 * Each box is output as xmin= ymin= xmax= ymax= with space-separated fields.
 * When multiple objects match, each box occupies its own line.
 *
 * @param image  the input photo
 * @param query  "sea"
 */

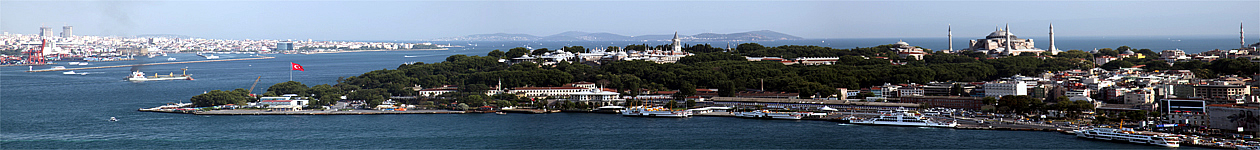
xmin=1 ymin=38 xmax=1234 ymax=149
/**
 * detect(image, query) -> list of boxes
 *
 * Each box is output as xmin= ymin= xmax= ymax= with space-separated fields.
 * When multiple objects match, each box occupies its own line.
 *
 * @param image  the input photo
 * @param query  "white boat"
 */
xmin=109 ymin=117 xmax=117 ymax=122
xmin=63 ymin=71 xmax=77 ymax=75
xmin=621 ymin=106 xmax=691 ymax=117
xmin=167 ymin=57 xmax=177 ymax=61
xmin=203 ymin=54 xmax=219 ymax=59
xmin=127 ymin=68 xmax=194 ymax=81
xmin=404 ymin=55 xmax=418 ymax=57
xmin=1075 ymin=127 xmax=1182 ymax=147
xmin=67 ymin=62 xmax=80 ymax=65
xmin=734 ymin=110 xmax=806 ymax=120
xmin=847 ymin=108 xmax=958 ymax=127
xmin=50 ymin=66 xmax=66 ymax=70
xmin=593 ymin=106 xmax=625 ymax=113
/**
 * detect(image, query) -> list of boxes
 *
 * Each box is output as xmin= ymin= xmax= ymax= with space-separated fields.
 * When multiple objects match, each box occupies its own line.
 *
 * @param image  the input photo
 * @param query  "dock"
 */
xmin=24 ymin=56 xmax=274 ymax=72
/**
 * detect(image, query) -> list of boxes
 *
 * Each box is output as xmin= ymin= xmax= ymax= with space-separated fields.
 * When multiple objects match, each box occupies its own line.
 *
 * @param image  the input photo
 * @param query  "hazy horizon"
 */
xmin=3 ymin=1 xmax=1258 ymax=41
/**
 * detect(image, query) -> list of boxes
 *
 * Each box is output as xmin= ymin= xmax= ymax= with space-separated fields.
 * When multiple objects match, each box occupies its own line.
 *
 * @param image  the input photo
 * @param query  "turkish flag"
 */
xmin=291 ymin=62 xmax=304 ymax=71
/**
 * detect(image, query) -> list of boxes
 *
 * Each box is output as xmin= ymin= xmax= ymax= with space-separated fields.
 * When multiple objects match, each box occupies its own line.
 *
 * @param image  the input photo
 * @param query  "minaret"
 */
xmin=1242 ymin=21 xmax=1246 ymax=50
xmin=1049 ymin=23 xmax=1058 ymax=55
xmin=948 ymin=24 xmax=953 ymax=52
xmin=1005 ymin=24 xmax=1013 ymax=51
xmin=672 ymin=32 xmax=682 ymax=52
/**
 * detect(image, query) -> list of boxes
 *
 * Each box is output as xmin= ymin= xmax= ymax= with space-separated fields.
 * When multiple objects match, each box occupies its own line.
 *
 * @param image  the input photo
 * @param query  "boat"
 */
xmin=127 ymin=68 xmax=194 ymax=81
xmin=203 ymin=54 xmax=219 ymax=59
xmin=1074 ymin=127 xmax=1182 ymax=147
xmin=109 ymin=117 xmax=117 ymax=122
xmin=167 ymin=57 xmax=177 ymax=61
xmin=496 ymin=112 xmax=507 ymax=115
xmin=621 ymin=106 xmax=691 ymax=118
xmin=847 ymin=108 xmax=958 ymax=127
xmin=67 ymin=62 xmax=80 ymax=65
xmin=50 ymin=66 xmax=66 ymax=70
xmin=593 ymin=106 xmax=625 ymax=113
xmin=62 ymin=71 xmax=77 ymax=75
xmin=404 ymin=55 xmax=418 ymax=57
xmin=734 ymin=110 xmax=806 ymax=120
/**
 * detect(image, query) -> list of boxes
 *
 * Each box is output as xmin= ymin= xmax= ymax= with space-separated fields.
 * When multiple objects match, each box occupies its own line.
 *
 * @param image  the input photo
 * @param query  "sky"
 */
xmin=2 ymin=1 xmax=1258 ymax=40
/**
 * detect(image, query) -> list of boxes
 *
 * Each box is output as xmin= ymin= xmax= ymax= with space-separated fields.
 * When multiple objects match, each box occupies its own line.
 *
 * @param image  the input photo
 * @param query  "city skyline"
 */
xmin=2 ymin=1 xmax=1258 ymax=40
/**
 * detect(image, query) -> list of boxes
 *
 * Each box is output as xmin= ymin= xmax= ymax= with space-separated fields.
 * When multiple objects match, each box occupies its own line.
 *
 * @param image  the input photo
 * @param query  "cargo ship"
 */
xmin=127 ymin=68 xmax=193 ymax=81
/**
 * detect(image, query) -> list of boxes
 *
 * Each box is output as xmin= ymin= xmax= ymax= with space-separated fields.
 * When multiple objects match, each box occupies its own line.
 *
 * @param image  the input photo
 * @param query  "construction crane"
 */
xmin=247 ymin=76 xmax=261 ymax=96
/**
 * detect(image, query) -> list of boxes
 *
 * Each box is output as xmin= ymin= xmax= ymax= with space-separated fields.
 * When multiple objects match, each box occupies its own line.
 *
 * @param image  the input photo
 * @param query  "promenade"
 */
xmin=23 ymin=56 xmax=275 ymax=72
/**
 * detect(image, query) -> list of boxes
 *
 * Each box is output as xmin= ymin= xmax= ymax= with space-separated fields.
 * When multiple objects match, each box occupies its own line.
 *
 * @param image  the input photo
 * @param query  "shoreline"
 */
xmin=299 ymin=48 xmax=449 ymax=54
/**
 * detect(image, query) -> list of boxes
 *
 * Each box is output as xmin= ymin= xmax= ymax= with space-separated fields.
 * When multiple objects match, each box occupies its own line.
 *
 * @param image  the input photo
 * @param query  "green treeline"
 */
xmin=192 ymin=43 xmax=1260 ymax=108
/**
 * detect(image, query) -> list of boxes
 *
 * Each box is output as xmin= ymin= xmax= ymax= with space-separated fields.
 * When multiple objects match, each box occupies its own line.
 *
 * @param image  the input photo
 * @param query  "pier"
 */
xmin=23 ymin=56 xmax=274 ymax=72
xmin=141 ymin=109 xmax=466 ymax=115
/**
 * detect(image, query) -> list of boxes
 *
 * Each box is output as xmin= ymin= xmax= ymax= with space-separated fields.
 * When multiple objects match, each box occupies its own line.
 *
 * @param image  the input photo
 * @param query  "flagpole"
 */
xmin=289 ymin=62 xmax=293 ymax=81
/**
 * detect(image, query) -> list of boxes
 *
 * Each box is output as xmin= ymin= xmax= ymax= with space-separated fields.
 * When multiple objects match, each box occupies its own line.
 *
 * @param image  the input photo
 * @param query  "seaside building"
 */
xmin=1206 ymin=103 xmax=1260 ymax=133
xmin=965 ymin=24 xmax=1046 ymax=56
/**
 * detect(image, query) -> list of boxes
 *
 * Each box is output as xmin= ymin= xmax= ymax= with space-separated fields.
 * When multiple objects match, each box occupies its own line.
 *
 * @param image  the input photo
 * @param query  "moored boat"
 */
xmin=734 ymin=110 xmax=806 ymax=120
xmin=847 ymin=108 xmax=957 ymax=127
xmin=1074 ymin=127 xmax=1182 ymax=147
xmin=621 ymin=106 xmax=691 ymax=117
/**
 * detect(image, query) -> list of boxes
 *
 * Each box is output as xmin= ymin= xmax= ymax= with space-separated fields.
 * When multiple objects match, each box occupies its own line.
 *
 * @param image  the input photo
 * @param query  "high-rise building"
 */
xmin=39 ymin=26 xmax=52 ymax=37
xmin=276 ymin=42 xmax=294 ymax=50
xmin=61 ymin=26 xmax=72 ymax=37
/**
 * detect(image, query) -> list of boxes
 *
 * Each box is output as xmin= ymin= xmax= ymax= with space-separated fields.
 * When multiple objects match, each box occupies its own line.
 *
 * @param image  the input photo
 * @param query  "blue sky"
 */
xmin=2 ymin=1 xmax=1257 ymax=40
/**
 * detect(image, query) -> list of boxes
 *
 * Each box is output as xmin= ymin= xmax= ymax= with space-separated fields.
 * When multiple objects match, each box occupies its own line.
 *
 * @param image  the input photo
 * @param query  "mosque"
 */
xmin=961 ymin=24 xmax=1056 ymax=56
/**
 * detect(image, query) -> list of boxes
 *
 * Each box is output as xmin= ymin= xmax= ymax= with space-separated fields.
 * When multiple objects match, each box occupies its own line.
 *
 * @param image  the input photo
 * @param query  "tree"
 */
xmin=562 ymin=46 xmax=586 ymax=53
xmin=190 ymin=89 xmax=253 ymax=107
xmin=735 ymin=43 xmax=765 ymax=53
xmin=506 ymin=47 xmax=530 ymax=58
xmin=1096 ymin=48 xmax=1119 ymax=57
xmin=1100 ymin=60 xmax=1134 ymax=70
xmin=1055 ymin=50 xmax=1093 ymax=59
xmin=982 ymin=97 xmax=998 ymax=105
xmin=457 ymin=103 xmax=469 ymax=111
xmin=674 ymin=83 xmax=697 ymax=100
xmin=531 ymin=48 xmax=550 ymax=56
xmin=487 ymin=49 xmax=505 ymax=58
xmin=685 ymin=99 xmax=696 ymax=108
xmin=665 ymin=100 xmax=678 ymax=109
xmin=267 ymin=81 xmax=309 ymax=96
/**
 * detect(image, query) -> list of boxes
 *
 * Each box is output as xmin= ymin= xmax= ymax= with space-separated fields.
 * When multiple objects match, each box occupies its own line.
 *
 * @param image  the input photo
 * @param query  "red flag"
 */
xmin=291 ymin=62 xmax=304 ymax=71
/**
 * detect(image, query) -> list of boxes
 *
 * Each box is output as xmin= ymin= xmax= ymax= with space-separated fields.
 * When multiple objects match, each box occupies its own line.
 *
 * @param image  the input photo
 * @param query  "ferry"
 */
xmin=847 ymin=108 xmax=958 ymax=127
xmin=127 ymin=68 xmax=194 ymax=81
xmin=621 ymin=106 xmax=691 ymax=117
xmin=1075 ymin=127 xmax=1182 ymax=147
xmin=734 ymin=110 xmax=806 ymax=120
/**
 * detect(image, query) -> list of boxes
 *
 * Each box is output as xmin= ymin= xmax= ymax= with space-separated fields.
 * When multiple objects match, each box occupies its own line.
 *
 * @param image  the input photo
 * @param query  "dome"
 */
xmin=986 ymin=30 xmax=1017 ymax=39
xmin=894 ymin=40 xmax=909 ymax=46
xmin=1123 ymin=49 xmax=1135 ymax=55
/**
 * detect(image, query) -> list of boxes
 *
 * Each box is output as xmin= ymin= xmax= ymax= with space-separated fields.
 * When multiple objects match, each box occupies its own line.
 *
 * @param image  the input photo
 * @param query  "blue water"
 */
xmin=0 ymin=41 xmax=1221 ymax=148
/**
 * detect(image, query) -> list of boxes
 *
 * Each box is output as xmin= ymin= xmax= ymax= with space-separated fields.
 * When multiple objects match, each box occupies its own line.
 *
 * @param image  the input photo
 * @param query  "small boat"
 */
xmin=63 ymin=71 xmax=77 ymax=75
xmin=50 ymin=66 xmax=66 ymax=70
xmin=496 ymin=112 xmax=507 ymax=115
xmin=404 ymin=55 xmax=418 ymax=57
xmin=167 ymin=57 xmax=177 ymax=61
xmin=67 ymin=62 xmax=80 ymax=65
xmin=109 ymin=117 xmax=117 ymax=122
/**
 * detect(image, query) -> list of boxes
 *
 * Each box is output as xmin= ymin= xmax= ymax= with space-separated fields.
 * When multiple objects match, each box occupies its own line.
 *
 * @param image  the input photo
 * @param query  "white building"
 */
xmin=984 ymin=81 xmax=1029 ymax=98
xmin=1124 ymin=88 xmax=1156 ymax=104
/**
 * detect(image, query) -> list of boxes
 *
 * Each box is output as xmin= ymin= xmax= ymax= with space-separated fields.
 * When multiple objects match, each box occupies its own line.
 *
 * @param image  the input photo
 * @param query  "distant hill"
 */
xmin=432 ymin=30 xmax=802 ymax=41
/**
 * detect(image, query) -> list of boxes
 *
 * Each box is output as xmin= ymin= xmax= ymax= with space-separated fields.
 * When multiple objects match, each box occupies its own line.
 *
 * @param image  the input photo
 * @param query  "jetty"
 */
xmin=24 ymin=56 xmax=274 ymax=72
xmin=141 ymin=109 xmax=465 ymax=115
